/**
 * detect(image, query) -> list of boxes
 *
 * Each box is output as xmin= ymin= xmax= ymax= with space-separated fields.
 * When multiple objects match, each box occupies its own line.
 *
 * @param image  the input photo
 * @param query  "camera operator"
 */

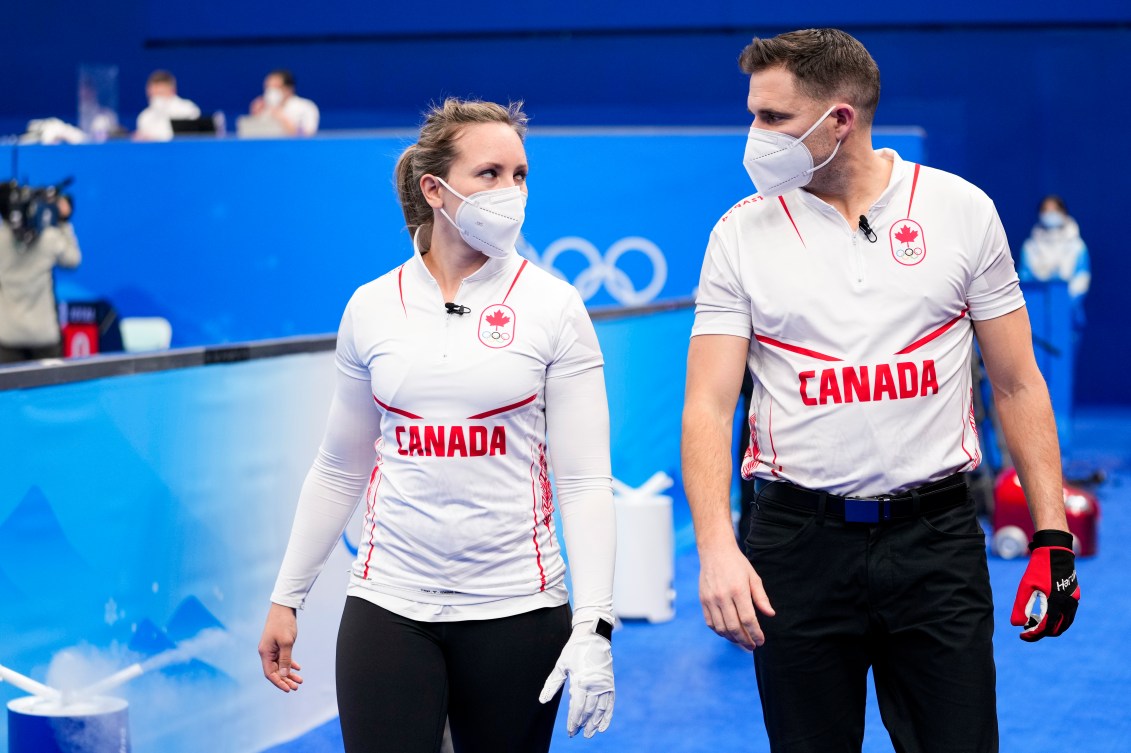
xmin=0 ymin=186 xmax=82 ymax=363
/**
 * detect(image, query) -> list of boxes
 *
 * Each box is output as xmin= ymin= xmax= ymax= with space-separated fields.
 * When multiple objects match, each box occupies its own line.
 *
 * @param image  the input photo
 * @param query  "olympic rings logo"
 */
xmin=522 ymin=236 xmax=668 ymax=306
xmin=481 ymin=330 xmax=512 ymax=342
xmin=894 ymin=247 xmax=924 ymax=258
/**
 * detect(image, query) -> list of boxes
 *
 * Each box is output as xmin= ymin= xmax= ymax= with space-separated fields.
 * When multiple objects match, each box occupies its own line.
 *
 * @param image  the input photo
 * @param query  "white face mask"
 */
xmin=1039 ymin=211 xmax=1066 ymax=229
xmin=743 ymin=104 xmax=840 ymax=197
xmin=434 ymin=177 xmax=526 ymax=258
xmin=263 ymin=88 xmax=285 ymax=108
xmin=149 ymin=95 xmax=175 ymax=112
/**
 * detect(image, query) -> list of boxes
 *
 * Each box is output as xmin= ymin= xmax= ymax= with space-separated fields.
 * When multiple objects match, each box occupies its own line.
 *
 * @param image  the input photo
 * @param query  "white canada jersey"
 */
xmin=693 ymin=150 xmax=1024 ymax=496
xmin=337 ymin=250 xmax=603 ymax=607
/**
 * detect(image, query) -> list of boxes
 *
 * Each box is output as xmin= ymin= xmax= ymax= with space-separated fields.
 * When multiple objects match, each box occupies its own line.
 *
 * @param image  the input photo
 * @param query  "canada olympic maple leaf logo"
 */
xmin=889 ymin=219 xmax=926 ymax=266
xmin=486 ymin=309 xmax=510 ymax=329
xmin=478 ymin=303 xmax=516 ymax=349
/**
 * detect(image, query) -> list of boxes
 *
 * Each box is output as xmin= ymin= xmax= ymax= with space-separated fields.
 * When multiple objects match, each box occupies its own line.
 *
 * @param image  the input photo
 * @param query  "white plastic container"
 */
xmin=612 ymin=472 xmax=676 ymax=623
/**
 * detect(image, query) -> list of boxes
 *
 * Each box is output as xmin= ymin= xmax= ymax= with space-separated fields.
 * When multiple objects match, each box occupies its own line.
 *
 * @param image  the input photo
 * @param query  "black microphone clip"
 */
xmin=445 ymin=302 xmax=472 ymax=316
xmin=858 ymin=215 xmax=878 ymax=243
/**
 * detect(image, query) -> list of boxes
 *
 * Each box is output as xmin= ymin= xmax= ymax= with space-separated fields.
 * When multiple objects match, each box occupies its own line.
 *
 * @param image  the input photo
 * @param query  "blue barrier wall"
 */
xmin=0 ymin=130 xmax=922 ymax=345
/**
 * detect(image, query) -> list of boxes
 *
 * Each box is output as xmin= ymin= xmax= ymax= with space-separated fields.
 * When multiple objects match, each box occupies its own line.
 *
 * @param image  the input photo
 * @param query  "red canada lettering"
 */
xmin=799 ymin=370 xmax=817 ymax=406
xmin=818 ymin=369 xmax=842 ymax=405
xmin=720 ymin=195 xmax=765 ymax=223
xmin=873 ymin=364 xmax=897 ymax=401
xmin=469 ymin=425 xmax=488 ymax=454
xmin=395 ymin=424 xmax=508 ymax=456
xmin=897 ymin=362 xmax=918 ymax=399
xmin=796 ymin=360 xmax=942 ymax=406
xmin=921 ymin=360 xmax=939 ymax=395
xmin=842 ymin=366 xmax=870 ymax=403
xmin=448 ymin=426 xmax=467 ymax=455
xmin=489 ymin=426 xmax=506 ymax=455
xmin=424 ymin=425 xmax=444 ymax=456
xmin=407 ymin=427 xmax=424 ymax=456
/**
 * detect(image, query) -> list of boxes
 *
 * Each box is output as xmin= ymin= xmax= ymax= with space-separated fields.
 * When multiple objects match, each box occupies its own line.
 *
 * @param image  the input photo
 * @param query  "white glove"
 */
xmin=538 ymin=620 xmax=615 ymax=738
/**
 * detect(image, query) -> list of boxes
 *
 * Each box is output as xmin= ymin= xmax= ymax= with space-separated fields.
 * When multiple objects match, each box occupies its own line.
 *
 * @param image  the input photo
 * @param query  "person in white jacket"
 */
xmin=258 ymin=97 xmax=616 ymax=753
xmin=134 ymin=70 xmax=201 ymax=142
xmin=248 ymin=69 xmax=320 ymax=136
xmin=1019 ymin=194 xmax=1091 ymax=330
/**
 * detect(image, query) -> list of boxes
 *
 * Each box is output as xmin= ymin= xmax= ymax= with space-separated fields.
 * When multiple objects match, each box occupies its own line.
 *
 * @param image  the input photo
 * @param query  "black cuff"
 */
xmin=594 ymin=618 xmax=613 ymax=642
xmin=1030 ymin=529 xmax=1073 ymax=551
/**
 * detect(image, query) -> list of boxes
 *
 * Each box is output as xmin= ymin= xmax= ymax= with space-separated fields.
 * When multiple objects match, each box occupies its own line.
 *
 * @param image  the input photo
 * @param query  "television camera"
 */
xmin=0 ymin=177 xmax=75 ymax=246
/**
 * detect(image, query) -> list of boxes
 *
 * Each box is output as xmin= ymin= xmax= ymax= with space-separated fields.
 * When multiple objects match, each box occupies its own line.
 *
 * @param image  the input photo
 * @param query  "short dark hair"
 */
xmin=739 ymin=29 xmax=881 ymax=125
xmin=269 ymin=69 xmax=296 ymax=90
xmin=147 ymin=70 xmax=176 ymax=87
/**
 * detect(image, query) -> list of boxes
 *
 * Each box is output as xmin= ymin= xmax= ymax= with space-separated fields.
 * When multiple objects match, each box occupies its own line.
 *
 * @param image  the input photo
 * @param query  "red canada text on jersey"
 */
xmin=798 ymin=359 xmax=939 ymax=406
xmin=720 ymin=194 xmax=767 ymax=223
xmin=394 ymin=424 xmax=507 ymax=457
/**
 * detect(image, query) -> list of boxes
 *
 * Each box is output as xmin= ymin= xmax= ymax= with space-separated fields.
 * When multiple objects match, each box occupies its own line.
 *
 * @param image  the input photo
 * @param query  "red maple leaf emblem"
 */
xmin=486 ymin=309 xmax=510 ymax=328
xmin=895 ymin=225 xmax=919 ymax=245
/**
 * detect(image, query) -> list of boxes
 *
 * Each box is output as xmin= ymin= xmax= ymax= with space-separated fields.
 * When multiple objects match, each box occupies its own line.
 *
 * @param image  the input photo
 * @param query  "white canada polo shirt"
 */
xmin=337 ymin=249 xmax=603 ymax=606
xmin=693 ymin=149 xmax=1024 ymax=496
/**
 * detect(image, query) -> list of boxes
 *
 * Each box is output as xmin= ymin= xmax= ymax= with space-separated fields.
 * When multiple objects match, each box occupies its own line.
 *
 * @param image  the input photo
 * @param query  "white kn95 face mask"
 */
xmin=434 ymin=176 xmax=526 ymax=259
xmin=742 ymin=104 xmax=841 ymax=197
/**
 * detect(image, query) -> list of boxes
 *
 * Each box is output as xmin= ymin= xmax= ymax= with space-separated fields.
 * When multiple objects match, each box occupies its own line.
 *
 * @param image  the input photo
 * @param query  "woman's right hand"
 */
xmin=259 ymin=603 xmax=303 ymax=692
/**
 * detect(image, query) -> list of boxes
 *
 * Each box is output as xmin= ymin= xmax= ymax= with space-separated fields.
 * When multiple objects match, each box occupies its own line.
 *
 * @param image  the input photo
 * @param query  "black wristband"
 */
xmin=1030 ymin=529 xmax=1073 ymax=551
xmin=594 ymin=618 xmax=613 ymax=642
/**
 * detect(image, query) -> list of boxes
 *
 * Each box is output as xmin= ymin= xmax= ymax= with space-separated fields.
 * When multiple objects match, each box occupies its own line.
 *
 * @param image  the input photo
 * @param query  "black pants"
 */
xmin=335 ymin=597 xmax=571 ymax=753
xmin=745 ymin=488 xmax=998 ymax=753
xmin=0 ymin=342 xmax=63 ymax=363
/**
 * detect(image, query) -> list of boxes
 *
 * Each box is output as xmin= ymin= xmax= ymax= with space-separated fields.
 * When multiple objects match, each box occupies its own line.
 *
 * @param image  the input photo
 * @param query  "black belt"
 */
xmin=753 ymin=473 xmax=969 ymax=524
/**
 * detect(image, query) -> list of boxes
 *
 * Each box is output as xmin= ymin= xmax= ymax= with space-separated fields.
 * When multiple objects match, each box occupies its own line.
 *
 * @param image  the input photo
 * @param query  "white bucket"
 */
xmin=613 ymin=472 xmax=676 ymax=623
xmin=8 ymin=694 xmax=130 ymax=753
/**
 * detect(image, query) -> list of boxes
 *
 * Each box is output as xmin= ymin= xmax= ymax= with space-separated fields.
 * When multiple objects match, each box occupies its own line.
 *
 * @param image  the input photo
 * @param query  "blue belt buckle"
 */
xmin=844 ymin=496 xmax=893 ymax=523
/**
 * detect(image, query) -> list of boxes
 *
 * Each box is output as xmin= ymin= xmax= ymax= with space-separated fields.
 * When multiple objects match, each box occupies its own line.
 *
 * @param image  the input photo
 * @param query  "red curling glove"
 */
xmin=1010 ymin=529 xmax=1080 ymax=642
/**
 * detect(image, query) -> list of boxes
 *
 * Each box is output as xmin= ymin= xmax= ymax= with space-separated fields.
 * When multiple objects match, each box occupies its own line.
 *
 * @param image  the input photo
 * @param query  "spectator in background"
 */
xmin=0 ymin=190 xmax=81 ymax=363
xmin=1019 ymin=194 xmax=1091 ymax=331
xmin=249 ymin=69 xmax=320 ymax=136
xmin=135 ymin=70 xmax=201 ymax=142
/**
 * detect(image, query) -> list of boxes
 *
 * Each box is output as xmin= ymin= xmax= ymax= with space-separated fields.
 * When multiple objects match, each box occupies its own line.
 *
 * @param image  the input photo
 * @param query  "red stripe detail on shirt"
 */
xmin=397 ymin=265 xmax=407 ymax=318
xmin=960 ymin=391 xmax=976 ymax=468
xmin=529 ymin=454 xmax=548 ymax=591
xmin=502 ymin=259 xmax=529 ymax=304
xmin=778 ymin=196 xmax=806 ymax=248
xmin=360 ymin=462 xmax=382 ymax=579
xmin=907 ymin=163 xmax=921 ymax=217
xmin=894 ymin=310 xmax=967 ymax=355
xmin=755 ymin=334 xmax=842 ymax=362
xmin=467 ymin=393 xmax=537 ymax=420
xmin=767 ymin=399 xmax=781 ymax=478
xmin=372 ymin=395 xmax=423 ymax=420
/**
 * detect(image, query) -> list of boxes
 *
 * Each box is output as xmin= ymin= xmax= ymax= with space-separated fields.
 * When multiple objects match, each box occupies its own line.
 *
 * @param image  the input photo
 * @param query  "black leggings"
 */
xmin=335 ymin=596 xmax=571 ymax=753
